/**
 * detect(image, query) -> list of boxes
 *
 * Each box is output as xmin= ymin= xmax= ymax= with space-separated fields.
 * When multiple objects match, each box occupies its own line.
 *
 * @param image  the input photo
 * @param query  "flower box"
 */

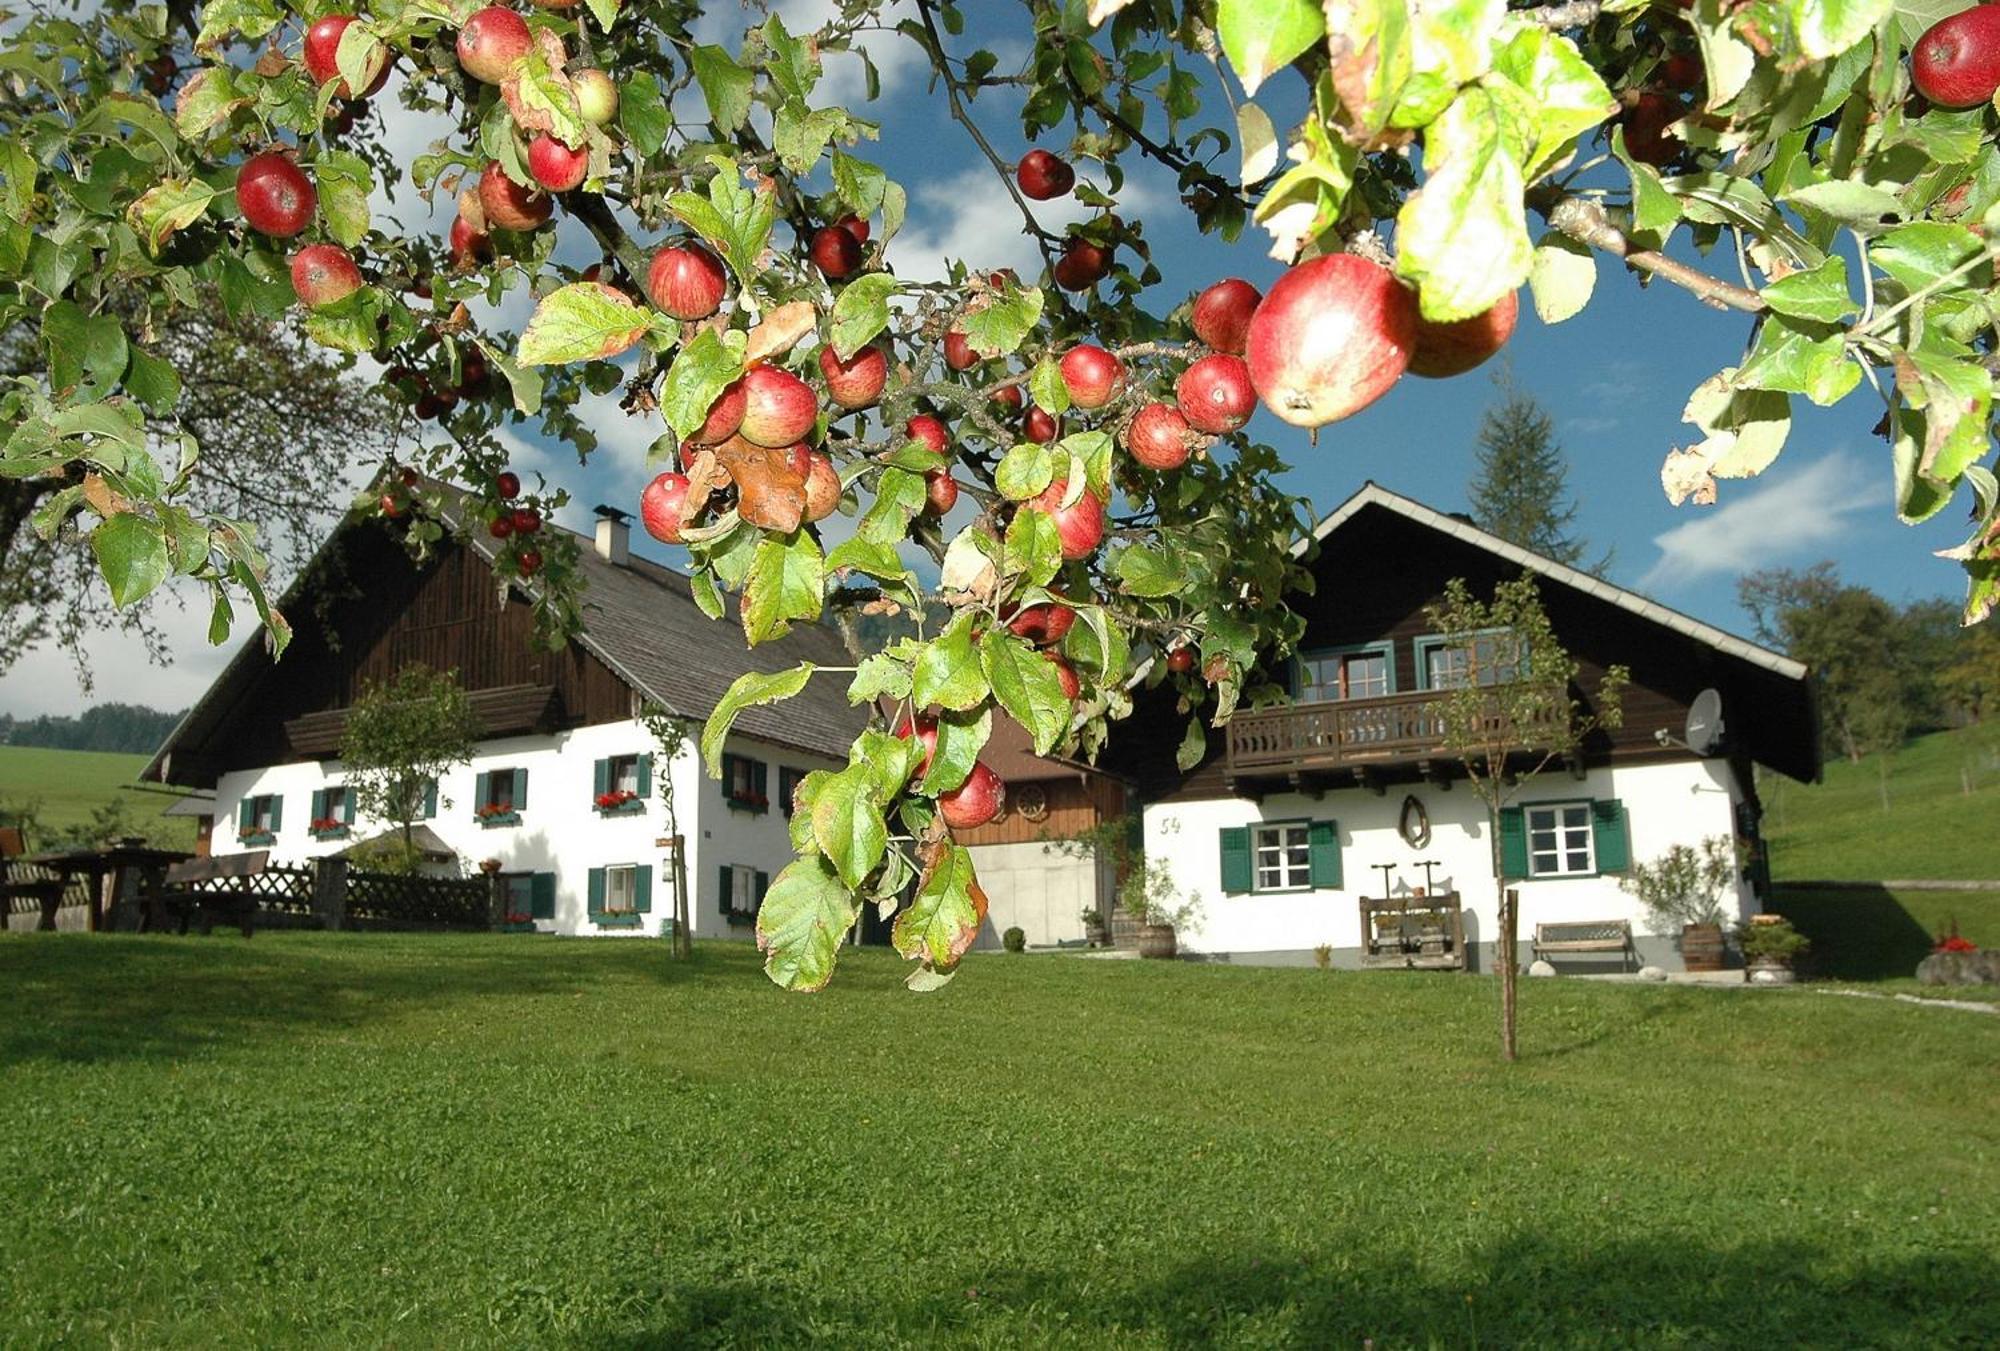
xmin=476 ymin=802 xmax=519 ymax=828
xmin=595 ymin=912 xmax=643 ymax=929
xmin=594 ymin=790 xmax=644 ymax=816
xmin=307 ymin=816 xmax=349 ymax=840
xmin=500 ymin=911 xmax=536 ymax=933
xmin=237 ymin=829 xmax=276 ymax=847
xmin=725 ymin=791 xmax=770 ymax=815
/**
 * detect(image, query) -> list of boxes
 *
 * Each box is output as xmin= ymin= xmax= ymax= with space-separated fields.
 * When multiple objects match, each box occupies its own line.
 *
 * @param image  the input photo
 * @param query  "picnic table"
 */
xmin=23 ymin=841 xmax=195 ymax=932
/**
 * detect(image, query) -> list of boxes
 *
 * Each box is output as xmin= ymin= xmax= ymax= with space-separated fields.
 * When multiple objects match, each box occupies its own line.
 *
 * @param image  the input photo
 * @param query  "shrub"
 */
xmin=1003 ymin=926 xmax=1026 ymax=953
xmin=1313 ymin=944 xmax=1333 ymax=971
xmin=1620 ymin=836 xmax=1736 ymax=934
xmin=1738 ymin=916 xmax=1810 ymax=964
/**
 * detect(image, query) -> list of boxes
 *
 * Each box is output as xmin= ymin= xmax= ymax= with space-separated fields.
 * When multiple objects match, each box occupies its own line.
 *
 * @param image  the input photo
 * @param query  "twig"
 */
xmin=1536 ymin=191 xmax=1766 ymax=314
xmin=1521 ymin=0 xmax=1607 ymax=27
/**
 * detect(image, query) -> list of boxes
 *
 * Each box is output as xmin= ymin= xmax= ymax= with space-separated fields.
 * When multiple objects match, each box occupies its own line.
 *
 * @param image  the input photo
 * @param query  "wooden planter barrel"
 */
xmin=1137 ymin=923 xmax=1177 ymax=960
xmin=1681 ymin=922 xmax=1727 ymax=972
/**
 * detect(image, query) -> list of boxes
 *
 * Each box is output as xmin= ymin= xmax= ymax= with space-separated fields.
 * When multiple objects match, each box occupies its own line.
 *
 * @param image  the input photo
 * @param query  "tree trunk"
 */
xmin=1500 ymin=888 xmax=1519 ymax=1063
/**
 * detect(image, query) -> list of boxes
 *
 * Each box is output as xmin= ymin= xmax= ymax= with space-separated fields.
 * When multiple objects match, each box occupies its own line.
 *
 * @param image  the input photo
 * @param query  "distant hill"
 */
xmin=0 ymin=703 xmax=185 ymax=755
xmin=0 ymin=746 xmax=197 ymax=851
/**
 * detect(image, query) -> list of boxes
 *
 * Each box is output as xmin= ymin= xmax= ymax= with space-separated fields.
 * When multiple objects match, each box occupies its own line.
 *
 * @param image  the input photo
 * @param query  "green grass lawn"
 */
xmin=0 ymin=745 xmax=195 ymax=851
xmin=3 ymin=936 xmax=1995 ymax=1347
xmin=1763 ymin=725 xmax=2000 ymax=881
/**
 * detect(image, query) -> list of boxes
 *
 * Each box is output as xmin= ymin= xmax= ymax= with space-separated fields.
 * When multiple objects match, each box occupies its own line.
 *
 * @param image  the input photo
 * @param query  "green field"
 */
xmin=2 ymin=935 xmax=1995 ymax=1346
xmin=0 ymin=745 xmax=195 ymax=851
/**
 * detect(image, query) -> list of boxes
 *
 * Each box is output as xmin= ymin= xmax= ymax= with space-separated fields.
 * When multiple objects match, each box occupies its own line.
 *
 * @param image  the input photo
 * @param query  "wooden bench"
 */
xmin=1532 ymin=919 xmax=1635 ymax=970
xmin=1 ymin=827 xmax=68 ymax=931
xmin=161 ymin=851 xmax=272 ymax=938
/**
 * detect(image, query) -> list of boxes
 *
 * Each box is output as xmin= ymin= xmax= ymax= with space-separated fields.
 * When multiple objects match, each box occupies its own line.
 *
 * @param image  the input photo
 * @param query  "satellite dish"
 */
xmin=1685 ymin=688 xmax=1725 ymax=756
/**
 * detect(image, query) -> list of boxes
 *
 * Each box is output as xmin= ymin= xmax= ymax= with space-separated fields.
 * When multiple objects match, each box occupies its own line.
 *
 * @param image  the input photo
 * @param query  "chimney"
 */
xmin=593 ymin=504 xmax=631 ymax=566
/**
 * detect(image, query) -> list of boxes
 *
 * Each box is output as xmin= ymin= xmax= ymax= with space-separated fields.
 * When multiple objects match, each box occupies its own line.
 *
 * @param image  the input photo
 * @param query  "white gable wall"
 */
xmin=1143 ymin=757 xmax=1753 ymax=968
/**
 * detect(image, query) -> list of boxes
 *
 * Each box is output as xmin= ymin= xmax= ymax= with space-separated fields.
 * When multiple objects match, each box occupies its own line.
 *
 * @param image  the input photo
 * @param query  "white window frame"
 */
xmin=1417 ymin=628 xmax=1524 ymax=690
xmin=322 ymin=785 xmax=350 ymax=820
xmin=725 ymin=863 xmax=761 ymax=917
xmin=607 ymin=754 xmax=640 ymax=795
xmin=1251 ymin=821 xmax=1313 ymax=894
xmin=1525 ymin=801 xmax=1595 ymax=878
xmin=603 ymin=862 xmax=638 ymax=914
xmin=249 ymin=794 xmax=278 ymax=830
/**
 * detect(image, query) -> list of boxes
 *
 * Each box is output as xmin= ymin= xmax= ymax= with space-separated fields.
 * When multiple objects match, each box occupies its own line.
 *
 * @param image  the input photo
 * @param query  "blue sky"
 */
xmin=0 ymin=1 xmax=1974 ymax=718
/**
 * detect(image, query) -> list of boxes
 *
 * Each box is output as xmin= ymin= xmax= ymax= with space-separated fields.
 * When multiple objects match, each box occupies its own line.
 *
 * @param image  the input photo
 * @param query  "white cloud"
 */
xmin=0 ymin=580 xmax=235 ymax=719
xmin=693 ymin=0 xmax=924 ymax=109
xmin=890 ymin=165 xmax=1160 ymax=285
xmin=1637 ymin=451 xmax=1884 ymax=591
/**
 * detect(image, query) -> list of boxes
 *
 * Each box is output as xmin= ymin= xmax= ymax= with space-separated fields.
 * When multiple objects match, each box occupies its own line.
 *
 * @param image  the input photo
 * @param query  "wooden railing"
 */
xmin=1225 ymin=687 xmax=1565 ymax=778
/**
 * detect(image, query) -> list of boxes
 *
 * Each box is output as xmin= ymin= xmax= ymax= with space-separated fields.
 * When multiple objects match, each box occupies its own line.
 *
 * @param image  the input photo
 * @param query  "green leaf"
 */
xmin=1871 ymin=221 xmax=1988 ymax=294
xmin=979 ymin=630 xmax=1072 ymax=755
xmin=1611 ymin=128 xmax=1681 ymax=236
xmin=659 ymin=329 xmax=746 ymax=439
xmin=1901 ymin=349 xmax=1993 ymax=483
xmin=811 ymin=763 xmax=888 ymax=890
xmin=911 ymin=612 xmax=988 ymax=712
xmin=333 ymin=19 xmax=388 ymax=104
xmin=956 ymin=288 xmax=1045 ymax=359
xmin=1733 ymin=316 xmax=1859 ymax=406
xmin=91 ymin=513 xmax=170 ymax=609
xmin=741 ymin=530 xmax=824 ymax=645
xmin=828 ymin=273 xmax=900 ymax=361
xmin=857 ymin=466 xmax=927 ymax=545
xmin=582 ymin=0 xmax=619 ymax=36
xmin=921 ymin=705 xmax=990 ymax=795
xmin=824 ymin=535 xmax=911 ymax=582
xmin=1760 ymin=255 xmax=1857 ymax=324
xmin=1788 ymin=0 xmax=1893 ymax=60
xmin=314 ymin=151 xmax=373 ymax=248
xmin=1029 ymin=356 xmax=1070 ymax=415
xmin=1395 ymin=86 xmax=1533 ymax=322
xmin=1114 ymin=544 xmax=1187 ymax=598
xmin=207 ymin=588 xmax=234 ymax=647
xmin=1217 ymin=0 xmax=1326 ymax=96
xmin=700 ymin=662 xmax=815 ymax=777
xmin=773 ymin=102 xmax=848 ymax=176
xmin=517 ymin=283 xmax=650 ymax=365
xmin=43 ymin=301 xmax=129 ymax=403
xmin=619 ymin=74 xmax=668 ymax=158
xmin=1781 ymin=179 xmax=1907 ymax=233
xmin=1489 ymin=26 xmax=1615 ymax=181
xmin=172 ymin=66 xmax=246 ymax=140
xmin=125 ymin=179 xmax=216 ymax=254
xmin=995 ymin=442 xmax=1055 ymax=501
xmin=831 ymin=151 xmax=887 ymax=217
xmin=848 ymin=651 xmax=913 ymax=705
xmin=475 ymin=339 xmax=544 ymax=417
xmin=690 ymin=44 xmax=754 ymax=133
xmin=1002 ymin=504 xmax=1063 ymax=590
xmin=894 ymin=843 xmax=986 ymax=980
xmin=123 ymin=347 xmax=181 ymax=415
xmin=761 ymin=13 xmax=820 ymax=101
xmin=755 ymin=856 xmax=858 ymax=992
xmin=1176 ymin=717 xmax=1208 ymax=772
xmin=1528 ymin=232 xmax=1596 ymax=324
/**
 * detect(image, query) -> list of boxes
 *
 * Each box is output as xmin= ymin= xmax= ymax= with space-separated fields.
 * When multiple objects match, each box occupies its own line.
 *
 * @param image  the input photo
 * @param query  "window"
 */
xmin=1296 ymin=643 xmax=1394 ymax=703
xmin=474 ymin=768 xmax=527 ymax=822
xmin=248 ymin=795 xmax=278 ymax=830
xmin=603 ymin=863 xmax=637 ymax=914
xmin=1417 ymin=629 xmax=1522 ymax=690
xmin=1525 ymin=802 xmax=1594 ymax=877
xmin=608 ymin=755 xmax=640 ymax=795
xmin=587 ymin=864 xmax=651 ymax=926
xmin=1253 ymin=822 xmax=1313 ymax=892
xmin=309 ymin=785 xmax=354 ymax=836
xmin=722 ymin=753 xmax=769 ymax=812
xmin=593 ymin=754 xmax=649 ymax=811
xmin=778 ymin=766 xmax=806 ymax=819
xmin=237 ymin=793 xmax=282 ymax=841
xmin=500 ymin=871 xmax=556 ymax=924
xmin=720 ymin=862 xmax=768 ymax=922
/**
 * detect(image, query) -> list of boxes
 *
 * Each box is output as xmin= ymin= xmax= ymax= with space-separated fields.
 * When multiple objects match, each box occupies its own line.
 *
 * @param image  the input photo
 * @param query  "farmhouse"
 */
xmin=1123 ymin=483 xmax=1821 ymax=971
xmin=140 ymin=488 xmax=1121 ymax=944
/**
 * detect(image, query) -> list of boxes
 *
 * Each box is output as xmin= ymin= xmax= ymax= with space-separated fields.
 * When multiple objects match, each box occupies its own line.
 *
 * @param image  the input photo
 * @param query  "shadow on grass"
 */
xmin=580 ymin=1236 xmax=1995 ymax=1347
xmin=1773 ymin=885 xmax=1954 ymax=980
xmin=0 ymin=933 xmax=746 ymax=1066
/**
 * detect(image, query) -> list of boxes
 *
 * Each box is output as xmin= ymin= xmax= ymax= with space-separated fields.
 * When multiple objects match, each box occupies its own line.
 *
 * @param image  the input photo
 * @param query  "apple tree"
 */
xmin=2 ymin=0 xmax=1996 ymax=991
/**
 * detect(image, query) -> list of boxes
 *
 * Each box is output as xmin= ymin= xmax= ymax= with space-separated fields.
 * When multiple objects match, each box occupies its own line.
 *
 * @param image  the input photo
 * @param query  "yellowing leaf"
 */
xmin=516 ymin=283 xmax=650 ymax=366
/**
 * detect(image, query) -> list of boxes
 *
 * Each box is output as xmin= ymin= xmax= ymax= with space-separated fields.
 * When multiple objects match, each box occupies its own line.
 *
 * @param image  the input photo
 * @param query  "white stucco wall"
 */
xmin=209 ymin=721 xmax=837 ymax=938
xmin=1143 ymin=758 xmax=1753 ymax=964
xmin=968 ymin=839 xmax=1111 ymax=949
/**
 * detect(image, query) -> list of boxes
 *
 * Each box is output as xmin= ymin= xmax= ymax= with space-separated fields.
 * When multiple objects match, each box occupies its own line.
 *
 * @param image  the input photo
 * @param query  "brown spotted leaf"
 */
xmin=892 ymin=841 xmax=987 ymax=977
xmin=516 ymin=283 xmax=649 ymax=366
xmin=744 ymin=301 xmax=819 ymax=363
xmin=681 ymin=448 xmax=729 ymax=526
xmin=711 ymin=435 xmax=806 ymax=533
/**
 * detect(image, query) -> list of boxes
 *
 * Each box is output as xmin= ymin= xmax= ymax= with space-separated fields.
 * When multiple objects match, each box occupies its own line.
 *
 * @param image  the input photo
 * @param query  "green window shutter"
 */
xmin=1498 ymin=807 xmax=1528 ymax=880
xmin=342 ymin=789 xmax=356 ymax=824
xmin=721 ymin=753 xmax=735 ymax=791
xmin=1309 ymin=820 xmax=1342 ymax=889
xmin=592 ymin=758 xmax=609 ymax=797
xmin=718 ymin=864 xmax=732 ymax=915
xmin=1219 ymin=827 xmax=1251 ymax=894
xmin=752 ymin=759 xmax=768 ymax=806
xmin=636 ymin=754 xmax=652 ymax=797
xmin=635 ymin=865 xmax=653 ymax=913
xmin=754 ymin=869 xmax=770 ymax=908
xmin=530 ymin=872 xmax=556 ymax=920
xmin=310 ymin=789 xmax=326 ymax=823
xmin=512 ymin=767 xmax=528 ymax=810
xmin=1591 ymin=799 xmax=1630 ymax=873
xmin=587 ymin=867 xmax=605 ymax=917
xmin=422 ymin=779 xmax=438 ymax=819
xmin=238 ymin=797 xmax=255 ymax=829
xmin=269 ymin=796 xmax=283 ymax=831
xmin=473 ymin=772 xmax=490 ymax=814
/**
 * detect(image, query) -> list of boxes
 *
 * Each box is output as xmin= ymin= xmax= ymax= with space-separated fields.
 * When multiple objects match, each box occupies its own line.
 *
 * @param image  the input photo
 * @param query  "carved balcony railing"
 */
xmin=1224 ymin=686 xmax=1567 ymax=783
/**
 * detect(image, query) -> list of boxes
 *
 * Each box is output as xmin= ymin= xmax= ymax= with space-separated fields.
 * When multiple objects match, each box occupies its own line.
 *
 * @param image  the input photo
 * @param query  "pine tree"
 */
xmin=1468 ymin=379 xmax=1597 ymax=570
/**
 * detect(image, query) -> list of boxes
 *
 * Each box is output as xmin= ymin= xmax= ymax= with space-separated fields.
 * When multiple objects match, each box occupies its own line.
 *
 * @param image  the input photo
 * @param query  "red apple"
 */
xmin=1244 ymin=253 xmax=1418 ymax=429
xmin=526 ymin=136 xmax=588 ymax=193
xmin=489 ymin=515 xmax=514 ymax=539
xmin=1026 ymin=479 xmax=1105 ymax=560
xmin=517 ymin=548 xmax=542 ymax=575
xmin=896 ymin=713 xmax=939 ymax=776
xmin=477 ymin=162 xmax=552 ymax=231
xmin=379 ymin=493 xmax=404 ymax=518
xmin=1191 ymin=277 xmax=1262 ymax=355
xmin=943 ymin=329 xmax=981 ymax=372
xmin=143 ymin=55 xmax=176 ymax=96
xmin=1046 ymin=653 xmax=1081 ymax=703
xmin=907 ymin=414 xmax=949 ymax=454
xmin=457 ymin=349 xmax=489 ymax=396
xmin=992 ymin=384 xmax=1024 ymax=412
xmin=938 ymin=760 xmax=1005 ymax=830
xmin=511 ymin=506 xmax=541 ymax=534
xmin=1016 ymin=149 xmax=1076 ymax=200
xmin=738 ymin=365 xmax=818 ymax=447
xmin=1175 ymin=353 xmax=1255 ymax=434
xmin=236 ymin=151 xmax=317 ymax=238
xmin=640 ymin=472 xmax=693 ymax=544
xmin=1166 ymin=645 xmax=1195 ymax=673
xmin=497 ymin=471 xmax=521 ymax=498
xmin=1620 ymin=92 xmax=1683 ymax=167
xmin=1059 ymin=343 xmax=1124 ymax=410
xmin=1022 ymin=406 xmax=1059 ymax=444
xmin=802 ymin=451 xmax=842 ymax=523
xmin=646 ymin=243 xmax=727 ymax=320
xmin=449 ymin=214 xmax=490 ymax=267
xmin=810 ymin=225 xmax=863 ymax=280
xmin=290 ymin=244 xmax=362 ymax=308
xmin=571 ymin=68 xmax=618 ymax=125
xmin=1911 ymin=6 xmax=2000 ymax=108
xmin=1126 ymin=401 xmax=1195 ymax=471
xmin=304 ymin=15 xmax=387 ymax=101
xmin=455 ymin=6 xmax=530 ymax=85
xmin=690 ymin=378 xmax=747 ymax=445
xmin=924 ymin=470 xmax=959 ymax=515
xmin=835 ymin=213 xmax=870 ymax=245
xmin=1660 ymin=52 xmax=1701 ymax=92
xmin=413 ymin=391 xmax=447 ymax=420
xmin=1053 ymin=237 xmax=1112 ymax=291
xmin=1408 ymin=292 xmax=1519 ymax=379
xmin=1005 ymin=601 xmax=1074 ymax=646
xmin=818 ymin=343 xmax=888 ymax=410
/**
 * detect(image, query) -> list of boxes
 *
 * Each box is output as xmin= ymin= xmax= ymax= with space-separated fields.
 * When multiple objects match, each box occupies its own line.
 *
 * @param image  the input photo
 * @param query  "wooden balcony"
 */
xmin=1223 ymin=687 xmax=1564 ymax=794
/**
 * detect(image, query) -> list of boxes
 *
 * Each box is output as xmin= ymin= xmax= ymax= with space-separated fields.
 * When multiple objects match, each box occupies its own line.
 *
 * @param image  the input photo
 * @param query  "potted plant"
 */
xmin=478 ymin=857 xmax=503 ymax=875
xmin=1736 ymin=914 xmax=1808 ymax=984
xmin=1118 ymin=860 xmax=1201 ymax=961
xmin=1619 ymin=836 xmax=1737 ymax=972
xmin=1002 ymin=925 xmax=1026 ymax=953
xmin=1080 ymin=905 xmax=1109 ymax=948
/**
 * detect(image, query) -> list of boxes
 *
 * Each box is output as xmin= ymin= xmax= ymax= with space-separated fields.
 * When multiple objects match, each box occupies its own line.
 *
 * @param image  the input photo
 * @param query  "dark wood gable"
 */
xmin=160 ymin=523 xmax=633 ymax=785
